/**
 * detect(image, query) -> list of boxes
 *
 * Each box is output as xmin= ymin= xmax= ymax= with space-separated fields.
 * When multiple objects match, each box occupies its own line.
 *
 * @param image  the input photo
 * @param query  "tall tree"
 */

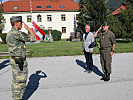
xmin=107 ymin=2 xmax=133 ymax=40
xmin=119 ymin=3 xmax=133 ymax=40
xmin=106 ymin=15 xmax=123 ymax=38
xmin=77 ymin=0 xmax=87 ymax=39
xmin=0 ymin=2 xmax=5 ymax=34
xmin=85 ymin=0 xmax=107 ymax=32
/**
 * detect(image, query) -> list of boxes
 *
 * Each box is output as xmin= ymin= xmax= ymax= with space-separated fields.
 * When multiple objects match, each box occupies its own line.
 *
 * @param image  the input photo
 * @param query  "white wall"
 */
xmin=3 ymin=11 xmax=79 ymax=39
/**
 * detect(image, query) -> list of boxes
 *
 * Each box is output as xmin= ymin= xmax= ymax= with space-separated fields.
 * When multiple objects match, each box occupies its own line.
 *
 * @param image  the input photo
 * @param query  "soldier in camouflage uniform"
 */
xmin=93 ymin=22 xmax=116 ymax=82
xmin=6 ymin=16 xmax=36 ymax=100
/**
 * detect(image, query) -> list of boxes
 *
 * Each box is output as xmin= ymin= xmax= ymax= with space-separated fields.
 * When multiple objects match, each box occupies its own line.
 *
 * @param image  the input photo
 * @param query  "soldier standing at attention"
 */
xmin=6 ymin=16 xmax=36 ymax=100
xmin=93 ymin=22 xmax=116 ymax=82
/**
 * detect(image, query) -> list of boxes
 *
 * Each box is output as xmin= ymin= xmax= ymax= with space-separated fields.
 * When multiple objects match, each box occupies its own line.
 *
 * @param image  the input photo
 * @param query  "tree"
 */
xmin=119 ymin=3 xmax=133 ymax=40
xmin=106 ymin=15 xmax=123 ymax=38
xmin=107 ymin=2 xmax=133 ymax=40
xmin=123 ymin=0 xmax=133 ymax=4
xmin=85 ymin=0 xmax=107 ymax=32
xmin=77 ymin=0 xmax=87 ymax=40
xmin=0 ymin=2 xmax=5 ymax=34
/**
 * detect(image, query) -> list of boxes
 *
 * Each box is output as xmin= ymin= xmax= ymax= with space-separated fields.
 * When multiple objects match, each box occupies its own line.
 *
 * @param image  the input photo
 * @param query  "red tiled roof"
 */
xmin=2 ymin=0 xmax=79 ymax=12
xmin=112 ymin=5 xmax=126 ymax=15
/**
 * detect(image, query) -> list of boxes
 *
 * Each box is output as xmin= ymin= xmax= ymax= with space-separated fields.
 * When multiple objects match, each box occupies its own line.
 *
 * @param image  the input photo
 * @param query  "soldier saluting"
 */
xmin=6 ymin=16 xmax=36 ymax=100
xmin=93 ymin=22 xmax=116 ymax=82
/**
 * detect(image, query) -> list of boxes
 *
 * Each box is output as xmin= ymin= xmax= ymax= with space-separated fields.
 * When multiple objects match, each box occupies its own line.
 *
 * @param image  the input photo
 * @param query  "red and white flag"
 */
xmin=32 ymin=20 xmax=45 ymax=40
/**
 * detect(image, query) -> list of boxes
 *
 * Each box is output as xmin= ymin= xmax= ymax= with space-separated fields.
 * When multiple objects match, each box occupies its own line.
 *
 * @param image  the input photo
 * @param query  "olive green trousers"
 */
xmin=100 ymin=49 xmax=112 ymax=74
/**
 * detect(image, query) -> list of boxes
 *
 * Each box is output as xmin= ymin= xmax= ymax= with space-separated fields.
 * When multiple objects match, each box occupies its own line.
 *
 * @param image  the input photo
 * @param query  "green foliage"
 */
xmin=119 ymin=4 xmax=133 ymax=40
xmin=77 ymin=0 xmax=86 ymax=39
xmin=106 ymin=3 xmax=133 ymax=40
xmin=0 ymin=3 xmax=5 ymax=32
xmin=0 ymin=40 xmax=133 ymax=58
xmin=106 ymin=15 xmax=123 ymax=38
xmin=85 ymin=0 xmax=107 ymax=32
xmin=0 ymin=33 xmax=7 ymax=44
xmin=51 ymin=30 xmax=62 ymax=41
xmin=42 ymin=29 xmax=49 ymax=40
xmin=42 ymin=29 xmax=49 ymax=34
xmin=77 ymin=0 xmax=107 ymax=39
xmin=106 ymin=0 xmax=123 ymax=11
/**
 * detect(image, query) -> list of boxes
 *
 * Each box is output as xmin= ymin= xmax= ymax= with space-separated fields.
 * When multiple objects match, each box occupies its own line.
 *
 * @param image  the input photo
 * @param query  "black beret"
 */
xmin=10 ymin=16 xmax=22 ymax=23
xmin=102 ymin=22 xmax=109 ymax=26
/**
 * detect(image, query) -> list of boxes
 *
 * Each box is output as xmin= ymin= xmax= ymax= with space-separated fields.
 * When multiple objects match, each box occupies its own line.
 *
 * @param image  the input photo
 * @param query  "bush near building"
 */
xmin=51 ymin=30 xmax=62 ymax=41
xmin=0 ymin=33 xmax=6 ymax=44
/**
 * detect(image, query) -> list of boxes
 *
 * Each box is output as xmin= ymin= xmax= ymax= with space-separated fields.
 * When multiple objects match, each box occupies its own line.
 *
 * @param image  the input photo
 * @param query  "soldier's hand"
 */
xmin=89 ymin=51 xmax=93 ymax=53
xmin=23 ymin=23 xmax=30 ymax=30
xmin=82 ymin=50 xmax=84 ymax=54
xmin=99 ymin=26 xmax=103 ymax=31
xmin=110 ymin=51 xmax=113 ymax=57
xmin=23 ymin=22 xmax=35 ymax=35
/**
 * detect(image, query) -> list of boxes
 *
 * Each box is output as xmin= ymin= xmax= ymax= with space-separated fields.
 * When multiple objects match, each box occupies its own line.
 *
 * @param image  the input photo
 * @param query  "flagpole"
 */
xmin=29 ymin=0 xmax=45 ymax=41
xmin=30 ymin=0 xmax=33 ymax=21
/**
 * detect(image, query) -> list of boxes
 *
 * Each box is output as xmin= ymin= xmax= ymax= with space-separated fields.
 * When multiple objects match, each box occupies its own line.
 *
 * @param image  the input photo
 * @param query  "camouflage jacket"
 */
xmin=6 ymin=27 xmax=36 ymax=58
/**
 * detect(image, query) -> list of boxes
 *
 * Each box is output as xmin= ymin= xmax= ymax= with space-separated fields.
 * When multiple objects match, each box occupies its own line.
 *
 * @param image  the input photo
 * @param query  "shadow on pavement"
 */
xmin=22 ymin=70 xmax=47 ymax=100
xmin=76 ymin=59 xmax=104 ymax=77
xmin=92 ymin=65 xmax=104 ymax=77
xmin=0 ymin=59 xmax=9 ymax=70
xmin=76 ymin=59 xmax=86 ymax=70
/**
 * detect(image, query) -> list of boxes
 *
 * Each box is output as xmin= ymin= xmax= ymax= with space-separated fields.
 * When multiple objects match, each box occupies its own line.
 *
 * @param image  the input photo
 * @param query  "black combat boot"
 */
xmin=100 ymin=73 xmax=106 ymax=80
xmin=84 ymin=67 xmax=92 ymax=73
xmin=84 ymin=68 xmax=89 ymax=72
xmin=104 ymin=73 xmax=110 ymax=82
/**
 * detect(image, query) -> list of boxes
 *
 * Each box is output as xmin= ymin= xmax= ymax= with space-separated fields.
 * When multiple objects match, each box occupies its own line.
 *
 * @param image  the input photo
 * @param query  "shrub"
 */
xmin=51 ymin=30 xmax=62 ymax=41
xmin=42 ymin=29 xmax=49 ymax=40
xmin=0 ymin=33 xmax=7 ymax=44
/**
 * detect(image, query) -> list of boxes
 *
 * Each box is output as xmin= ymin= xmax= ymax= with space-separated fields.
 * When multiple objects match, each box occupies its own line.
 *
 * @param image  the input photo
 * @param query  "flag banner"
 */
xmin=32 ymin=20 xmax=45 ymax=40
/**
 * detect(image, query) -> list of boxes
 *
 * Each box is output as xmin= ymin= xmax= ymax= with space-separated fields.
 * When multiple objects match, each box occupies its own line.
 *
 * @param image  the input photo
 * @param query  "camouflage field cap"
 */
xmin=10 ymin=16 xmax=22 ymax=23
xmin=102 ymin=22 xmax=109 ymax=26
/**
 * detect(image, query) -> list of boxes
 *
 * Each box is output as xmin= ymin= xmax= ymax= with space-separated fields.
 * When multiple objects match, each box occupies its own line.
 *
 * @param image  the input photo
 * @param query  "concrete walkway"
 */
xmin=0 ymin=53 xmax=133 ymax=100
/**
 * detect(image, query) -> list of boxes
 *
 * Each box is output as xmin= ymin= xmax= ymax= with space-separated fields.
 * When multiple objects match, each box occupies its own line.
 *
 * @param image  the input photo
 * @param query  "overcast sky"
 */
xmin=1 ymin=0 xmax=7 ymax=3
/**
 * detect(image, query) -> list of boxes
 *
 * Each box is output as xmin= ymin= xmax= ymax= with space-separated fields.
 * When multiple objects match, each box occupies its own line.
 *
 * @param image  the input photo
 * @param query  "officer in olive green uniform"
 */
xmin=93 ymin=22 xmax=116 ymax=82
xmin=6 ymin=16 xmax=36 ymax=100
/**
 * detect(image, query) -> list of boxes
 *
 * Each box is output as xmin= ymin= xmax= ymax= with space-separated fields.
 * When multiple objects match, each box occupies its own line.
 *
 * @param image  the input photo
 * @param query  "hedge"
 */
xmin=51 ymin=30 xmax=62 ymax=41
xmin=0 ymin=33 xmax=7 ymax=44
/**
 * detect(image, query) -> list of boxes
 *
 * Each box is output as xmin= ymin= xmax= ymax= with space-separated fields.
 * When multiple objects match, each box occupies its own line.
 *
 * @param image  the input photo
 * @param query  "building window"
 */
xmin=37 ymin=14 xmax=42 ymax=22
xmin=13 ymin=7 xmax=18 ymax=10
xmin=76 ymin=14 xmax=78 ymax=20
xmin=40 ymin=25 xmax=45 ymax=30
xmin=61 ymin=14 xmax=66 ymax=21
xmin=36 ymin=6 xmax=42 ymax=8
xmin=50 ymin=0 xmax=57 ymax=2
xmin=46 ymin=6 xmax=51 ymax=8
xmin=27 ymin=15 xmax=31 ymax=22
xmin=48 ymin=27 xmax=52 ymax=31
xmin=47 ymin=15 xmax=52 ymax=22
xmin=62 ymin=27 xmax=66 ymax=33
xmin=60 ymin=5 xmax=64 ymax=8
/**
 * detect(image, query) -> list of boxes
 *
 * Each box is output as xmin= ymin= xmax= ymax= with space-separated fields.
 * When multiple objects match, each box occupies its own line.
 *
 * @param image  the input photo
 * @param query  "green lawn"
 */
xmin=0 ymin=40 xmax=133 ymax=58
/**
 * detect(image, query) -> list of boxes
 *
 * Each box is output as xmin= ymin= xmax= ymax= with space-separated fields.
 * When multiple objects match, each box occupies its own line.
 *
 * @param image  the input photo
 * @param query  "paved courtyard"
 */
xmin=0 ymin=53 xmax=133 ymax=100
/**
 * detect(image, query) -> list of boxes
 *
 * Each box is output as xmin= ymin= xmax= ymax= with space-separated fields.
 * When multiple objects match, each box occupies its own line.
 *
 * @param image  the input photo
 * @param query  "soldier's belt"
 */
xmin=11 ymin=56 xmax=26 ymax=61
xmin=100 ymin=47 xmax=111 ymax=50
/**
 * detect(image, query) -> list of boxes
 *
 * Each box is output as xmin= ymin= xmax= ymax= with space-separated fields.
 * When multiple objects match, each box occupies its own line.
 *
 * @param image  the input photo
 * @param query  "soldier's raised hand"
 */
xmin=23 ymin=22 xmax=30 ymax=30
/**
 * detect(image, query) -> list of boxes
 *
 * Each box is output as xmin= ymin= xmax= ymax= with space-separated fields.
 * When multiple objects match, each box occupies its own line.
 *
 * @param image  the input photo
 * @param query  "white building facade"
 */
xmin=3 ymin=11 xmax=79 ymax=39
xmin=2 ymin=0 xmax=80 ymax=39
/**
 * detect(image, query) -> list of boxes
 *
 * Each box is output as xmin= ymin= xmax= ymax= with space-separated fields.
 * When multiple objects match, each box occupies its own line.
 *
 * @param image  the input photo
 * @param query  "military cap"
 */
xmin=102 ymin=22 xmax=109 ymax=26
xmin=10 ymin=16 xmax=22 ymax=23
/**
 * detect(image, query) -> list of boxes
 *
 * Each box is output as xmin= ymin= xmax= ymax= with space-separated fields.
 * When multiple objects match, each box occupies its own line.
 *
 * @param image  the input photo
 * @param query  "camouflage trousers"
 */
xmin=100 ymin=48 xmax=112 ymax=74
xmin=10 ymin=57 xmax=28 ymax=100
